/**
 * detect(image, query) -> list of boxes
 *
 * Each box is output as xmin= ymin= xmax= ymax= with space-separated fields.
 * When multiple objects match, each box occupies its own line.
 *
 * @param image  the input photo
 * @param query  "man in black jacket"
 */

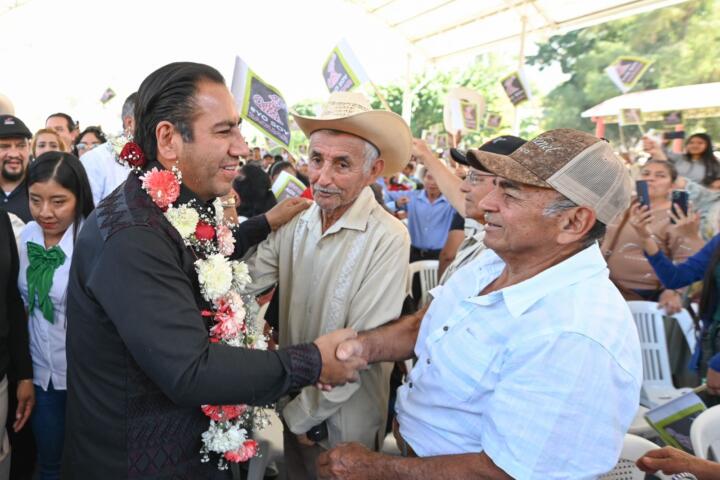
xmin=64 ymin=62 xmax=364 ymax=479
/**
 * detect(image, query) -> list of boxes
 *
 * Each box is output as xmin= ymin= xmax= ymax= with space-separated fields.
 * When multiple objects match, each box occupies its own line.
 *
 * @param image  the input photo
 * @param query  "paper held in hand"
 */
xmin=644 ymin=385 xmax=707 ymax=453
xmin=231 ymin=56 xmax=291 ymax=147
xmin=272 ymin=170 xmax=308 ymax=202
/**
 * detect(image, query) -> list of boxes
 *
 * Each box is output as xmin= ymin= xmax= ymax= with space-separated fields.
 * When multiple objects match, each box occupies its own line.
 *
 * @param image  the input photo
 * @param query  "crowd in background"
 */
xmin=1 ymin=91 xmax=720 ymax=479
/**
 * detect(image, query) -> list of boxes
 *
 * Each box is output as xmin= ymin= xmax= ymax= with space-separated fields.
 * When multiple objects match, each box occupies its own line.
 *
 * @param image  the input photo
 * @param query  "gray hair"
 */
xmin=122 ymin=92 xmax=137 ymax=121
xmin=310 ymin=129 xmax=380 ymax=174
xmin=362 ymin=140 xmax=380 ymax=173
xmin=543 ymin=194 xmax=607 ymax=249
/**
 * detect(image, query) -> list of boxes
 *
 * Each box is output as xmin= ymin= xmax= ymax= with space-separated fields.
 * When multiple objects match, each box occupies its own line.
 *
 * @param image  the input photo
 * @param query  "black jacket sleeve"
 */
xmin=3 ymin=213 xmax=32 ymax=381
xmin=232 ymin=214 xmax=271 ymax=259
xmin=88 ymin=226 xmax=318 ymax=407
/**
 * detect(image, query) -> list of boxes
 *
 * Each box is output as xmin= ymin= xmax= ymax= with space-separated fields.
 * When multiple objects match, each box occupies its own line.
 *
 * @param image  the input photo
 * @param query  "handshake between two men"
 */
xmin=311 ymin=327 xmax=372 ymax=390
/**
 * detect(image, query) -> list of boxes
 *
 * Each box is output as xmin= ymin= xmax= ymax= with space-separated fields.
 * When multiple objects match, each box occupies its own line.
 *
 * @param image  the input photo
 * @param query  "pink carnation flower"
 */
xmin=140 ymin=168 xmax=180 ymax=210
xmin=224 ymin=439 xmax=258 ymax=463
xmin=217 ymin=225 xmax=235 ymax=256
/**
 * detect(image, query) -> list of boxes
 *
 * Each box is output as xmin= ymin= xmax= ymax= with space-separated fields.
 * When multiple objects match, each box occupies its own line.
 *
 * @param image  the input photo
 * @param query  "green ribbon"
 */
xmin=26 ymin=241 xmax=66 ymax=324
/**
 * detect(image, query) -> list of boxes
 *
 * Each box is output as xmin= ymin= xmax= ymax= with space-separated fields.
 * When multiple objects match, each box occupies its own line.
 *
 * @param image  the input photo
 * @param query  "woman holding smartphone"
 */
xmin=601 ymin=160 xmax=704 ymax=308
xmin=631 ymin=203 xmax=720 ymax=398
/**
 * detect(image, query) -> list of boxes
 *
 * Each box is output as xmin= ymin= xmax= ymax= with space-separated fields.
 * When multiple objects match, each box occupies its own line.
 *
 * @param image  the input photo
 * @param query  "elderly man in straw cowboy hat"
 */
xmin=247 ymin=91 xmax=411 ymax=478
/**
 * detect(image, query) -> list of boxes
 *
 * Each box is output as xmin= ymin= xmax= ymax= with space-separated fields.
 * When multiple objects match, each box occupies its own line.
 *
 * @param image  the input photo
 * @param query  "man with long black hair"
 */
xmin=64 ymin=62 xmax=366 ymax=478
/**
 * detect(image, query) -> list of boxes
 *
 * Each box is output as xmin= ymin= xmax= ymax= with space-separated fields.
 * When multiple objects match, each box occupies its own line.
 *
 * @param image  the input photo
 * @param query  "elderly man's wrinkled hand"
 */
xmin=411 ymin=138 xmax=435 ymax=165
xmin=265 ymin=197 xmax=312 ymax=230
xmin=317 ymin=442 xmax=380 ymax=480
xmin=314 ymin=329 xmax=368 ymax=388
xmin=636 ymin=446 xmax=700 ymax=476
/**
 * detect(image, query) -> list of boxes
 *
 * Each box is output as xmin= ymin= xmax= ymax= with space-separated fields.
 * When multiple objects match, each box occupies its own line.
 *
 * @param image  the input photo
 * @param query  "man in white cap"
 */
xmin=318 ymin=129 xmax=643 ymax=479
xmin=248 ymin=91 xmax=411 ymax=479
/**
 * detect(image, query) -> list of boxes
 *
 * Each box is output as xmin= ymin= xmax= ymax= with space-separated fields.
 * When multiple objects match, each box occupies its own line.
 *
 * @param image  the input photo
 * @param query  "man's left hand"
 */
xmin=265 ymin=197 xmax=312 ymax=230
xmin=14 ymin=380 xmax=34 ymax=432
xmin=317 ymin=442 xmax=381 ymax=480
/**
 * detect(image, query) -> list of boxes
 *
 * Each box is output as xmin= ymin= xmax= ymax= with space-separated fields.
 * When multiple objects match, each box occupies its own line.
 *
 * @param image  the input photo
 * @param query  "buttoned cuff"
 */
xmin=284 ymin=343 xmax=322 ymax=391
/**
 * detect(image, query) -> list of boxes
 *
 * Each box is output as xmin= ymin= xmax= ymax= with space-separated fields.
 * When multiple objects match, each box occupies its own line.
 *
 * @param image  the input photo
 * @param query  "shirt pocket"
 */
xmin=429 ymin=327 xmax=500 ymax=402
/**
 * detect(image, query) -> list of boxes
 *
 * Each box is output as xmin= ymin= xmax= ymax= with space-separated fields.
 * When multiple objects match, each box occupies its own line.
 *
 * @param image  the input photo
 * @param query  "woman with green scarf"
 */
xmin=17 ymin=151 xmax=92 ymax=480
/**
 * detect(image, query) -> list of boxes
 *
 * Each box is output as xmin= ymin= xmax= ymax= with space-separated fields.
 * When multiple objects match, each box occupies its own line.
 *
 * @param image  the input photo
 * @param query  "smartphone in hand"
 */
xmin=636 ymin=180 xmax=650 ymax=209
xmin=670 ymin=190 xmax=689 ymax=224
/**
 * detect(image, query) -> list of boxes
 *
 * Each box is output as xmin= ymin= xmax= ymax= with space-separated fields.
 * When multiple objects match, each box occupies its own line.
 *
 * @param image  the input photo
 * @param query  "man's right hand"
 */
xmin=313 ymin=328 xmax=368 ymax=388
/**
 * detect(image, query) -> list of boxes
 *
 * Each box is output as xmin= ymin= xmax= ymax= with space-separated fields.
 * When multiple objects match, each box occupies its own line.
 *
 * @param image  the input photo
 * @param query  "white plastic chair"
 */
xmin=407 ymin=260 xmax=438 ymax=309
xmin=628 ymin=301 xmax=693 ymax=408
xmin=600 ymin=434 xmax=671 ymax=480
xmin=673 ymin=308 xmax=698 ymax=353
xmin=690 ymin=404 xmax=720 ymax=460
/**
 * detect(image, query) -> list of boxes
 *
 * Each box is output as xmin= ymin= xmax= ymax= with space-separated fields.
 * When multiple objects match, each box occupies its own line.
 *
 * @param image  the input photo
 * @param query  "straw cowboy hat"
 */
xmin=291 ymin=91 xmax=412 ymax=176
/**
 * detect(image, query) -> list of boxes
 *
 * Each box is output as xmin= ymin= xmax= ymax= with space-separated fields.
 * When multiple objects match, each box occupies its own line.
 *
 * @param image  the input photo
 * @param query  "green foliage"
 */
xmin=366 ymin=54 xmax=520 ymax=141
xmin=527 ymin=0 xmax=720 ymax=140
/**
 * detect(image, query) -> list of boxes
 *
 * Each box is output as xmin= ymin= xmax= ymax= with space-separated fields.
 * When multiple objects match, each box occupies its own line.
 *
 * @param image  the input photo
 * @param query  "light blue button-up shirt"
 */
xmin=387 ymin=189 xmax=455 ymax=250
xmin=395 ymin=244 xmax=642 ymax=479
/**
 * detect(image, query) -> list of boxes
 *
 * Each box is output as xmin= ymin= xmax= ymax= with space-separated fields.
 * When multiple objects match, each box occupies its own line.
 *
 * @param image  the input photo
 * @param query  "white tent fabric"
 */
xmin=581 ymin=83 xmax=720 ymax=122
xmin=350 ymin=0 xmax=689 ymax=63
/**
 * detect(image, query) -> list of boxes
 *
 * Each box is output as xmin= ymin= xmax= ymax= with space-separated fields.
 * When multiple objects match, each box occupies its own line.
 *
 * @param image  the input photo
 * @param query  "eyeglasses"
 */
xmin=465 ymin=170 xmax=495 ymax=186
xmin=76 ymin=142 xmax=100 ymax=152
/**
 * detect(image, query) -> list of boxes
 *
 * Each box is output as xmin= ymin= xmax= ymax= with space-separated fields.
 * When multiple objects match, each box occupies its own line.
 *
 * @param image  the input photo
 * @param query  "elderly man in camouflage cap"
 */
xmin=319 ymin=129 xmax=643 ymax=479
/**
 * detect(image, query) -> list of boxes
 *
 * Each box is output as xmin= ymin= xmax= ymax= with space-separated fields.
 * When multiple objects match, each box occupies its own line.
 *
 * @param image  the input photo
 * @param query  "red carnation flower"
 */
xmin=195 ymin=222 xmax=215 ymax=242
xmin=224 ymin=439 xmax=258 ymax=463
xmin=120 ymin=141 xmax=146 ymax=168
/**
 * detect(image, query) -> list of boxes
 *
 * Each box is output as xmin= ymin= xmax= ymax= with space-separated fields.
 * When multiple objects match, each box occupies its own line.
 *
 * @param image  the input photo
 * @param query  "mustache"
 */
xmin=313 ymin=186 xmax=342 ymax=195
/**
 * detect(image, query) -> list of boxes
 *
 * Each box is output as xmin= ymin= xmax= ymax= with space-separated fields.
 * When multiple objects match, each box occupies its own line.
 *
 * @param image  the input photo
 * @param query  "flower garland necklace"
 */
xmin=121 ymin=142 xmax=270 ymax=470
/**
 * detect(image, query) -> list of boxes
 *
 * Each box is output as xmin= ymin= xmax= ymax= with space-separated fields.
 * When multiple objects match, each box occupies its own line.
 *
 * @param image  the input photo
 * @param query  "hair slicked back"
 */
xmin=133 ymin=62 xmax=225 ymax=166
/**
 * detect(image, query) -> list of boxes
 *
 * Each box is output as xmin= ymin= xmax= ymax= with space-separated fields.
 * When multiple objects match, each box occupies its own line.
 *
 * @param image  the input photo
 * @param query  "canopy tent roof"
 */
xmin=581 ymin=82 xmax=720 ymax=123
xmin=349 ymin=0 xmax=689 ymax=64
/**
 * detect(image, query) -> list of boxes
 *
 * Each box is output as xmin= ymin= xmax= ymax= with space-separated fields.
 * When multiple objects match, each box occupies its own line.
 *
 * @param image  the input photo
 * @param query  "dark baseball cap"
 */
xmin=450 ymin=135 xmax=526 ymax=171
xmin=0 ymin=115 xmax=32 ymax=139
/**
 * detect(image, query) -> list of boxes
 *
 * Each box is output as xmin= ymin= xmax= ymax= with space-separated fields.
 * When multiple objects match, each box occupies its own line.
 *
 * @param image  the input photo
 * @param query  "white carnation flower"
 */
xmin=213 ymin=198 xmax=225 ymax=224
xmin=232 ymin=261 xmax=252 ymax=289
xmin=201 ymin=421 xmax=247 ymax=453
xmin=165 ymin=205 xmax=200 ymax=240
xmin=196 ymin=254 xmax=234 ymax=301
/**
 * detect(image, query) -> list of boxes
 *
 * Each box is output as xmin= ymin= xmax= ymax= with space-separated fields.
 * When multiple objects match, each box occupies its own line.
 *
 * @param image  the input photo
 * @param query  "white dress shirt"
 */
xmin=17 ymin=222 xmax=75 ymax=390
xmin=80 ymin=142 xmax=130 ymax=205
xmin=396 ymin=244 xmax=643 ymax=479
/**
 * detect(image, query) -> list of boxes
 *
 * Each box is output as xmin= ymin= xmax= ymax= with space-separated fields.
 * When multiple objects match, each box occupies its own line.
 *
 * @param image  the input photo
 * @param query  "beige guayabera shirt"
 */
xmin=247 ymin=186 xmax=410 ymax=449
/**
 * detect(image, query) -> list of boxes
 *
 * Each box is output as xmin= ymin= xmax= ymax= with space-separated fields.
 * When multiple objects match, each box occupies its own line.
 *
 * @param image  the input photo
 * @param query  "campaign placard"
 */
xmin=501 ymin=72 xmax=530 ymax=106
xmin=663 ymin=111 xmax=683 ymax=126
xmin=619 ymin=108 xmax=644 ymax=126
xmin=100 ymin=87 xmax=116 ymax=104
xmin=231 ymin=56 xmax=291 ymax=146
xmin=322 ymin=39 xmax=368 ymax=93
xmin=461 ymin=101 xmax=479 ymax=131
xmin=605 ymin=56 xmax=653 ymax=93
xmin=486 ymin=113 xmax=502 ymax=129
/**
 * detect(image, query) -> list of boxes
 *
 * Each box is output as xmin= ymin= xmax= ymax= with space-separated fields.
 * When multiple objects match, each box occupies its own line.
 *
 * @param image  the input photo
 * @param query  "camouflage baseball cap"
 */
xmin=466 ymin=128 xmax=632 ymax=224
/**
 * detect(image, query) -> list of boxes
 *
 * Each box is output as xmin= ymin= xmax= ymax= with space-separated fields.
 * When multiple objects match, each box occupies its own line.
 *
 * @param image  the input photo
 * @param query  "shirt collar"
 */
xmin=420 ymin=190 xmax=446 ymax=205
xmin=27 ymin=220 xmax=79 ymax=254
xmin=476 ymin=244 xmax=608 ymax=318
xmin=302 ymin=186 xmax=376 ymax=236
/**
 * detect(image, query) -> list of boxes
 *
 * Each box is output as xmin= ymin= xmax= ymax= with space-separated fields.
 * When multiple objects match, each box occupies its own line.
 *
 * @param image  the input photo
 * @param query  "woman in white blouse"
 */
xmin=17 ymin=151 xmax=93 ymax=480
